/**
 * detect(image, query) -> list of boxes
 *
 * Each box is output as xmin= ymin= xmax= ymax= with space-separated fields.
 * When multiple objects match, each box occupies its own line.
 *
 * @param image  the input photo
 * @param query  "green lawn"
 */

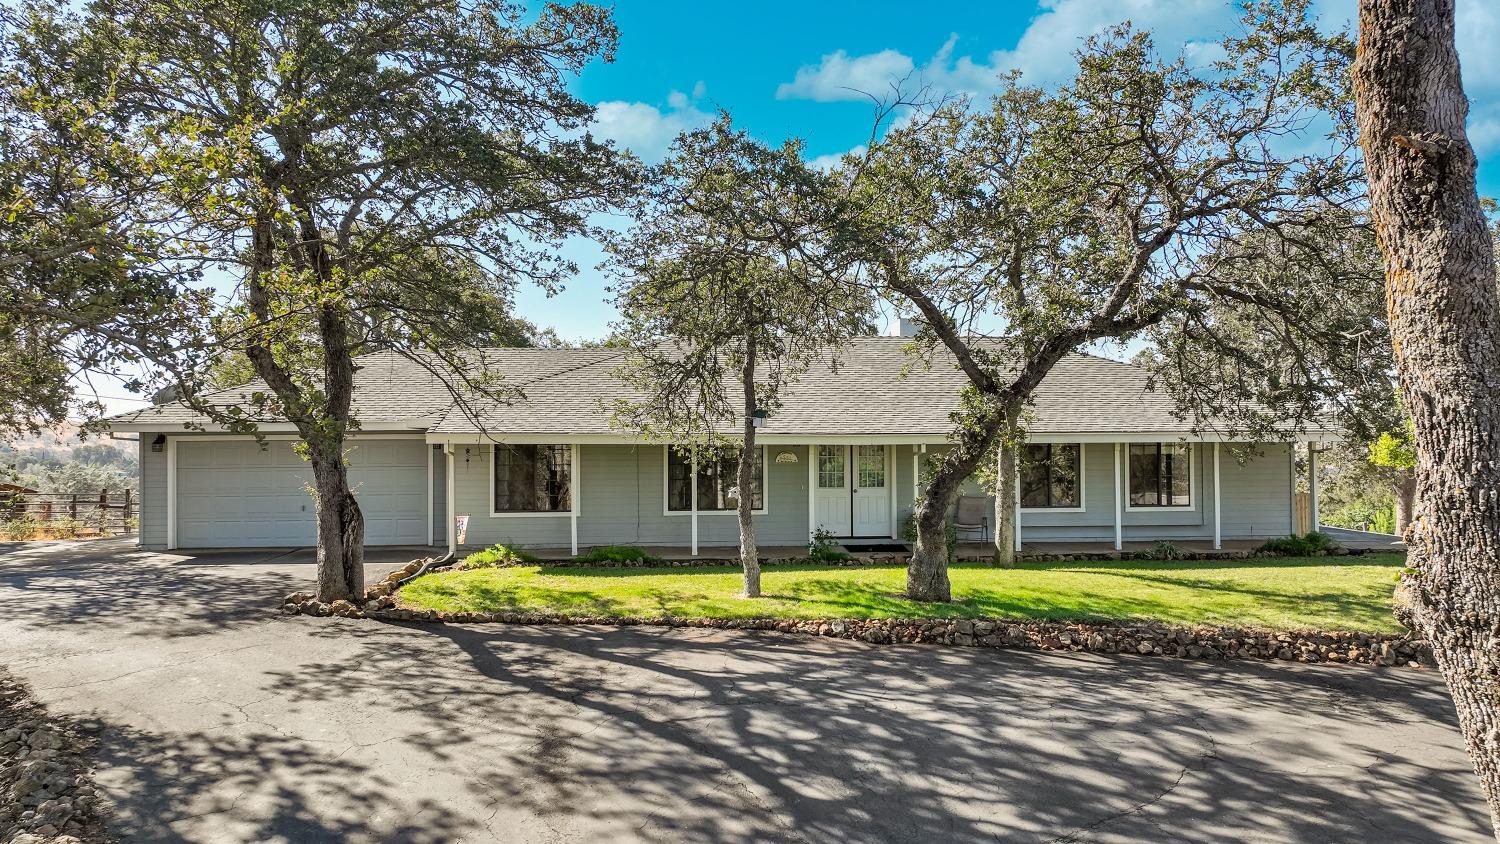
xmin=398 ymin=554 xmax=1408 ymax=633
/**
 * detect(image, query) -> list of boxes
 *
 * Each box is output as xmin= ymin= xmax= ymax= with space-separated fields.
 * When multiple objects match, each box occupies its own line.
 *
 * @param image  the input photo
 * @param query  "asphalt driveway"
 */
xmin=0 ymin=538 xmax=1489 ymax=843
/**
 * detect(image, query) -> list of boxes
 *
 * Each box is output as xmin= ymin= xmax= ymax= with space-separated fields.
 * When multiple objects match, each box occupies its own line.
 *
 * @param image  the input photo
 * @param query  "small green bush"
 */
xmin=575 ymin=545 xmax=659 ymax=564
xmin=0 ymin=515 xmax=40 ymax=540
xmin=458 ymin=543 xmax=539 ymax=569
xmin=1258 ymin=531 xmax=1338 ymax=556
xmin=806 ymin=528 xmax=850 ymax=562
xmin=1135 ymin=540 xmax=1188 ymax=561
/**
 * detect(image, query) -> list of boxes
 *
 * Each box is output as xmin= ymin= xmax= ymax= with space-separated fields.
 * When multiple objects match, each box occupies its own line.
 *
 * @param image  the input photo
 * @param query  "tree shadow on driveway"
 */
xmin=238 ymin=620 xmax=1490 ymax=843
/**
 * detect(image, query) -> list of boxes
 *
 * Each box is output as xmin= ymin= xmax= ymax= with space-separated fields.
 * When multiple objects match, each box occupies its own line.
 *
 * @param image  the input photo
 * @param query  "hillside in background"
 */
xmin=1 ymin=424 xmax=137 ymax=493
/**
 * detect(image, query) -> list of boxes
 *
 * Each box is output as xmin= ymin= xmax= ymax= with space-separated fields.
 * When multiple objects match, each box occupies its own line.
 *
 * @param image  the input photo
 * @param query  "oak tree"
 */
xmin=12 ymin=0 xmax=636 ymax=600
xmin=609 ymin=116 xmax=871 ymax=596
xmin=839 ymin=1 xmax=1371 ymax=601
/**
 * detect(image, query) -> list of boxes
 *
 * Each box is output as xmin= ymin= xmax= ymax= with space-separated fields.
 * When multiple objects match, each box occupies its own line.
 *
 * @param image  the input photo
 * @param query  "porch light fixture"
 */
xmin=750 ymin=408 xmax=768 ymax=428
xmin=151 ymin=434 xmax=166 ymax=453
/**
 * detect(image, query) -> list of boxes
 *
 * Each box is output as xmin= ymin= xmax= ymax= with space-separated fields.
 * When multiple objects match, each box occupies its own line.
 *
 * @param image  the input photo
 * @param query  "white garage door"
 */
xmin=176 ymin=439 xmax=428 ymax=548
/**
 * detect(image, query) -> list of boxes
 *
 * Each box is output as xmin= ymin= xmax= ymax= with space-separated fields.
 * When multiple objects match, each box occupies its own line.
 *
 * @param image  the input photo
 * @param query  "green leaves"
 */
xmin=608 ymin=114 xmax=873 ymax=443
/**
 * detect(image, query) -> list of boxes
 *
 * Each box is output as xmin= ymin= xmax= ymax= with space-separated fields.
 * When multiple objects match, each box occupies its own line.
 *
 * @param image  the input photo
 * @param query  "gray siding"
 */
xmin=454 ymin=443 xmax=813 ymax=549
xmin=137 ymin=435 xmax=1296 ymax=552
xmin=932 ymin=440 xmax=1291 ymax=542
xmin=138 ymin=434 xmax=168 ymax=549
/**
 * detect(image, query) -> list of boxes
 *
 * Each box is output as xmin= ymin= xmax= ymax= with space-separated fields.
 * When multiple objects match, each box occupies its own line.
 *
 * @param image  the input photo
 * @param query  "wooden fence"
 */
xmin=1 ymin=490 xmax=135 ymax=536
xmin=1293 ymin=491 xmax=1312 ymax=535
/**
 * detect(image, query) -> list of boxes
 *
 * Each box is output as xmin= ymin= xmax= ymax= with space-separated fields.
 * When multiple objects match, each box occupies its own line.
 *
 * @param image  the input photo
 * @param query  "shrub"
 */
xmin=458 ymin=543 xmax=539 ymax=569
xmin=806 ymin=528 xmax=850 ymax=562
xmin=901 ymin=515 xmax=959 ymax=562
xmin=1135 ymin=540 xmax=1188 ymax=561
xmin=0 ymin=515 xmax=40 ymax=540
xmin=1258 ymin=531 xmax=1339 ymax=556
xmin=575 ymin=545 xmax=659 ymax=564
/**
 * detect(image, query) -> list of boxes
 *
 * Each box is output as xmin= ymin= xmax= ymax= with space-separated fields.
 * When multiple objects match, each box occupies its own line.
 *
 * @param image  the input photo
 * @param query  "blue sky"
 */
xmin=512 ymin=0 xmax=1500 ymax=344
xmin=87 ymin=0 xmax=1499 ymax=414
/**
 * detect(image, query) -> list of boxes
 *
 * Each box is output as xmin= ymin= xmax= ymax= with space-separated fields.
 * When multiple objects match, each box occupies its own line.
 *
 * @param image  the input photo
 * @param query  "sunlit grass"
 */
xmin=398 ymin=554 xmax=1408 ymax=633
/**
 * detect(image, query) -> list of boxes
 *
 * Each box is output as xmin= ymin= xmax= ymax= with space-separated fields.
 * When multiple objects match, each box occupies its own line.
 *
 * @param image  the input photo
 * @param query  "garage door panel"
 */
xmin=176 ymin=439 xmax=427 ymax=548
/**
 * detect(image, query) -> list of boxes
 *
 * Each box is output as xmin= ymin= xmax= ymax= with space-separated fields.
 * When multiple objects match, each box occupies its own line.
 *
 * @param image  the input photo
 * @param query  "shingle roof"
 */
xmin=109 ymin=338 xmax=1207 ymax=436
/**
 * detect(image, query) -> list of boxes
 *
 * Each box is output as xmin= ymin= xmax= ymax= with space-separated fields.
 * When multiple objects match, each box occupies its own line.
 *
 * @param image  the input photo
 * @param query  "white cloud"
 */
xmin=590 ymin=85 xmax=712 ymax=162
xmin=776 ymin=48 xmax=916 ymax=101
xmin=775 ymin=0 xmax=1237 ymax=102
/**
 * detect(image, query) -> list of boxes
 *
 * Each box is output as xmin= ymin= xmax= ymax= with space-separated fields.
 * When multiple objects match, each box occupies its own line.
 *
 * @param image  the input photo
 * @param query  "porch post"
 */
xmin=1112 ymin=443 xmax=1122 ymax=551
xmin=166 ymin=436 xmax=178 ymax=551
xmin=808 ymin=445 xmax=817 ymax=541
xmin=1212 ymin=441 xmax=1222 ymax=550
xmin=445 ymin=444 xmax=456 ymax=556
xmin=1309 ymin=444 xmax=1319 ymax=531
xmin=888 ymin=444 xmax=898 ymax=539
xmin=1012 ymin=447 xmax=1022 ymax=554
xmin=570 ymin=443 xmax=580 ymax=556
xmin=690 ymin=448 xmax=699 ymax=556
xmin=426 ymin=443 xmax=434 ymax=547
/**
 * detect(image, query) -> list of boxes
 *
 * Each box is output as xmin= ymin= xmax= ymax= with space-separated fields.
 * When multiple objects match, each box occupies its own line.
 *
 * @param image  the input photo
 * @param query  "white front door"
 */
xmin=852 ymin=445 xmax=890 ymax=536
xmin=812 ymin=445 xmax=852 ymax=536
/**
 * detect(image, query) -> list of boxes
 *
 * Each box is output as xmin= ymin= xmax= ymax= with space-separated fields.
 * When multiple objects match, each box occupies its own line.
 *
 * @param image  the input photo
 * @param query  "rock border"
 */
xmin=457 ymin=546 xmax=1385 ymax=569
xmin=281 ymin=558 xmax=1432 ymax=670
xmin=1 ymin=668 xmax=111 ymax=843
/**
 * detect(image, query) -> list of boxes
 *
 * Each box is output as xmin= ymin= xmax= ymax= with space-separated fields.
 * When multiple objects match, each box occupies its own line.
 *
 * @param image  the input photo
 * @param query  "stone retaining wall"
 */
xmin=281 ymin=559 xmax=1431 ymax=669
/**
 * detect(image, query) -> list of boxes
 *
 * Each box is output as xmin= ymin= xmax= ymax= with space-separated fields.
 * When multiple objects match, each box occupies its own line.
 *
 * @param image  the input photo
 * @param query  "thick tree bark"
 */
xmin=907 ymin=411 xmax=1008 ymax=602
xmin=308 ymin=435 xmax=366 ymax=601
xmin=1353 ymin=0 xmax=1500 ymax=834
xmin=736 ymin=335 xmax=761 ymax=598
xmin=993 ymin=441 xmax=1017 ymax=568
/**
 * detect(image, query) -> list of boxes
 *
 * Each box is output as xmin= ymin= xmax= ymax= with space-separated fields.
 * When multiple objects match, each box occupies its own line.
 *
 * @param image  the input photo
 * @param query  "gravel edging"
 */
xmin=1 ymin=669 xmax=111 ymax=843
xmin=281 ymin=558 xmax=1432 ymax=669
xmin=471 ymin=547 xmax=1384 ymax=568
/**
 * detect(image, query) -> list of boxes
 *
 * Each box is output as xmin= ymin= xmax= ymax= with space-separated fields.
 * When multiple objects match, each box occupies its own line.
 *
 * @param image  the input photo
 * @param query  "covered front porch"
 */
xmin=433 ymin=436 xmax=1330 ymax=557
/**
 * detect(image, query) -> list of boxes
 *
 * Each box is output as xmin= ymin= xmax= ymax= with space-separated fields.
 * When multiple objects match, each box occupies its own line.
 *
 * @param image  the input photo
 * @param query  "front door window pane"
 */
xmin=857 ymin=445 xmax=886 ymax=488
xmin=818 ymin=446 xmax=845 ymax=488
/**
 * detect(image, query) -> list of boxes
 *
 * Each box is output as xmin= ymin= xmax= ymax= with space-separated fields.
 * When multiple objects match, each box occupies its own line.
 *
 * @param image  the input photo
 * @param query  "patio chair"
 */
xmin=954 ymin=495 xmax=990 ymax=543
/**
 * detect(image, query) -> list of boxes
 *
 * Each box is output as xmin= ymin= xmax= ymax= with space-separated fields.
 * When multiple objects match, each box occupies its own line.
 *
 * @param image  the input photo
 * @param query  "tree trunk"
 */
xmin=308 ymin=435 xmax=366 ymax=602
xmin=1353 ymin=0 xmax=1500 ymax=834
xmin=737 ymin=336 xmax=761 ymax=598
xmin=993 ymin=440 xmax=1016 ymax=568
xmin=907 ymin=414 xmax=1007 ymax=602
xmin=1392 ymin=472 xmax=1416 ymax=537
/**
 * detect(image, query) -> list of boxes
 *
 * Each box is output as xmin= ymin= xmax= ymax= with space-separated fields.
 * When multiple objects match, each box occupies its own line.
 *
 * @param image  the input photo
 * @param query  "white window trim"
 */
xmin=1123 ymin=442 xmax=1196 ymax=512
xmin=1018 ymin=442 xmax=1087 ymax=513
xmin=662 ymin=445 xmax=770 ymax=517
xmin=488 ymin=443 xmax=574 ymax=518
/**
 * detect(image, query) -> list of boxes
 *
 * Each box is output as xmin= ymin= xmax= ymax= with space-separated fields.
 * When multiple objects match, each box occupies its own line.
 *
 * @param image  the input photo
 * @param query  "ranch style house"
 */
xmin=106 ymin=332 xmax=1334 ymax=557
